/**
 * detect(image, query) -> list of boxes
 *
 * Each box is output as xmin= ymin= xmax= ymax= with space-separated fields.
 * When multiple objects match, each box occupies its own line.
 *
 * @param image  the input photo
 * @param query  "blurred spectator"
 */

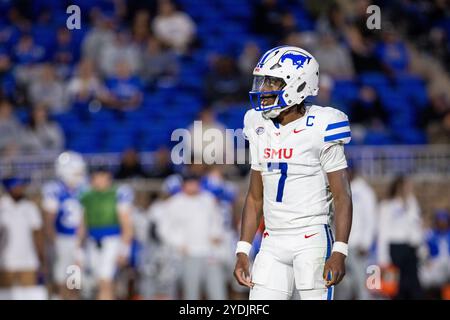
xmin=140 ymin=36 xmax=179 ymax=89
xmin=0 ymin=99 xmax=24 ymax=157
xmin=315 ymin=2 xmax=347 ymax=40
xmin=12 ymin=34 xmax=46 ymax=85
xmin=52 ymin=27 xmax=78 ymax=79
xmin=12 ymin=34 xmax=46 ymax=65
xmin=99 ymin=30 xmax=141 ymax=78
xmin=204 ymin=56 xmax=246 ymax=106
xmin=188 ymin=108 xmax=234 ymax=164
xmin=427 ymin=110 xmax=450 ymax=145
xmin=350 ymin=85 xmax=388 ymax=126
xmin=0 ymin=15 xmax=21 ymax=50
xmin=80 ymin=167 xmax=134 ymax=300
xmin=21 ymin=104 xmax=65 ymax=154
xmin=252 ymin=0 xmax=285 ymax=39
xmin=377 ymin=176 xmax=425 ymax=299
xmin=33 ymin=8 xmax=55 ymax=55
xmin=115 ymin=148 xmax=149 ymax=179
xmin=422 ymin=93 xmax=450 ymax=144
xmin=81 ymin=12 xmax=116 ymax=67
xmin=375 ymin=28 xmax=410 ymax=76
xmin=125 ymin=0 xmax=157 ymax=24
xmin=158 ymin=173 xmax=227 ymax=299
xmin=238 ymin=42 xmax=261 ymax=82
xmin=315 ymin=74 xmax=337 ymax=108
xmin=104 ymin=60 xmax=143 ymax=111
xmin=283 ymin=31 xmax=317 ymax=55
xmin=152 ymin=0 xmax=196 ymax=54
xmin=0 ymin=177 xmax=45 ymax=300
xmin=336 ymin=163 xmax=377 ymax=300
xmin=7 ymin=4 xmax=32 ymax=31
xmin=346 ymin=26 xmax=382 ymax=73
xmin=137 ymin=180 xmax=181 ymax=299
xmin=66 ymin=59 xmax=108 ymax=116
xmin=131 ymin=9 xmax=151 ymax=46
xmin=312 ymin=31 xmax=355 ymax=79
xmin=200 ymin=166 xmax=238 ymax=278
xmin=419 ymin=209 xmax=450 ymax=299
xmin=147 ymin=146 xmax=175 ymax=178
xmin=428 ymin=27 xmax=450 ymax=73
xmin=28 ymin=64 xmax=67 ymax=114
xmin=0 ymin=50 xmax=16 ymax=101
xmin=279 ymin=12 xmax=299 ymax=37
xmin=350 ymin=0 xmax=377 ymax=39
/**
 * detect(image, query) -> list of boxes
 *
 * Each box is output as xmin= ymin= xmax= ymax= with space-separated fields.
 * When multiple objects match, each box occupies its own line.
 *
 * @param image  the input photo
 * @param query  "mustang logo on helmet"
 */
xmin=279 ymin=51 xmax=311 ymax=69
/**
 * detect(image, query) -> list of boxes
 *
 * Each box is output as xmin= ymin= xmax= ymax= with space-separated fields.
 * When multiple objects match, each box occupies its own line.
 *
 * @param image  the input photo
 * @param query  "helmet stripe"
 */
xmin=257 ymin=45 xmax=290 ymax=68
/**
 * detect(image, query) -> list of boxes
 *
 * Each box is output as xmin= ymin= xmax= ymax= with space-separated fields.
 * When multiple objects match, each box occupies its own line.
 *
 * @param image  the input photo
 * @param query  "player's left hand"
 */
xmin=323 ymin=252 xmax=346 ymax=288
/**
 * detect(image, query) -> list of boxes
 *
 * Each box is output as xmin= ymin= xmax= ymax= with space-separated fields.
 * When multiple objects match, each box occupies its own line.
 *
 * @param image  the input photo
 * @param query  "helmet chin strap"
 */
xmin=262 ymin=104 xmax=294 ymax=119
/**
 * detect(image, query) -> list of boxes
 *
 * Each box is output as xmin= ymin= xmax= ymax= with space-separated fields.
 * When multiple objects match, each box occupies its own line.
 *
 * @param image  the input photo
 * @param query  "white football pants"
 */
xmin=54 ymin=234 xmax=78 ymax=284
xmin=249 ymin=224 xmax=334 ymax=300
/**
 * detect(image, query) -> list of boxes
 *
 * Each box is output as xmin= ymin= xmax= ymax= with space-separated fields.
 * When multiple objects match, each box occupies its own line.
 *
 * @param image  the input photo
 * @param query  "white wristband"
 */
xmin=235 ymin=241 xmax=252 ymax=256
xmin=332 ymin=241 xmax=348 ymax=256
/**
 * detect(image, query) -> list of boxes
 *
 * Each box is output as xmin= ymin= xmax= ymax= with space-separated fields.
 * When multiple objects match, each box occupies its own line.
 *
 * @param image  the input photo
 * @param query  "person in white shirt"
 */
xmin=335 ymin=164 xmax=377 ymax=300
xmin=0 ymin=177 xmax=46 ymax=299
xmin=137 ymin=175 xmax=182 ymax=300
xmin=234 ymin=46 xmax=353 ymax=300
xmin=377 ymin=175 xmax=424 ymax=299
xmin=66 ymin=59 xmax=108 ymax=108
xmin=159 ymin=172 xmax=227 ymax=300
xmin=152 ymin=0 xmax=196 ymax=54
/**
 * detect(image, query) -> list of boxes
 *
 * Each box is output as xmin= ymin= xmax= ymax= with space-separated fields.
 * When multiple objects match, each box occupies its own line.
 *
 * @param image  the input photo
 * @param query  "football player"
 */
xmin=233 ymin=46 xmax=353 ymax=300
xmin=79 ymin=166 xmax=134 ymax=300
xmin=42 ymin=151 xmax=87 ymax=299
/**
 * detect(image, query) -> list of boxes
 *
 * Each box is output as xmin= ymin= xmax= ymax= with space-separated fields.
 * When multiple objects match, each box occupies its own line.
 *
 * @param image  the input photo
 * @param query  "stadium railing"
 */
xmin=0 ymin=145 xmax=449 ymax=188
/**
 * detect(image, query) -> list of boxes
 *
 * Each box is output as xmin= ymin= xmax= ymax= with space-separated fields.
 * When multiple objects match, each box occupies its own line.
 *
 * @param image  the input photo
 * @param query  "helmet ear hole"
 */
xmin=297 ymin=82 xmax=306 ymax=93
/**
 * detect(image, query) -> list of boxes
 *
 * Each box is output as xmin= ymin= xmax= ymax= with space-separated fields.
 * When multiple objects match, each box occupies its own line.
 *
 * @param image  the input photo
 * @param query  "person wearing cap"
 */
xmin=0 ymin=177 xmax=45 ymax=299
xmin=78 ymin=166 xmax=134 ymax=300
xmin=158 ymin=172 xmax=227 ymax=299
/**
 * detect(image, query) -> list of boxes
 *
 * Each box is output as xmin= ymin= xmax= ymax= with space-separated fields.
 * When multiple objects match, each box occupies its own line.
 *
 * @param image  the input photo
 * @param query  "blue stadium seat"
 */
xmin=396 ymin=77 xmax=428 ymax=109
xmin=360 ymin=72 xmax=388 ymax=90
xmin=392 ymin=127 xmax=427 ymax=145
xmin=66 ymin=135 xmax=100 ymax=154
xmin=103 ymin=132 xmax=137 ymax=152
xmin=363 ymin=131 xmax=394 ymax=145
xmin=332 ymin=80 xmax=359 ymax=105
xmin=138 ymin=129 xmax=171 ymax=152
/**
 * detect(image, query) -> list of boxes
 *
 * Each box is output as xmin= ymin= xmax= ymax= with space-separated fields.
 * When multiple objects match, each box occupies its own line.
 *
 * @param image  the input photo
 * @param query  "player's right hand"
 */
xmin=233 ymin=253 xmax=253 ymax=288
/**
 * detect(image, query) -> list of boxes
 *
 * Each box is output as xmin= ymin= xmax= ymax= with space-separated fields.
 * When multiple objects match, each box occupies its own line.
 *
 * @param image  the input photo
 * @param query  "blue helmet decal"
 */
xmin=280 ymin=51 xmax=311 ymax=69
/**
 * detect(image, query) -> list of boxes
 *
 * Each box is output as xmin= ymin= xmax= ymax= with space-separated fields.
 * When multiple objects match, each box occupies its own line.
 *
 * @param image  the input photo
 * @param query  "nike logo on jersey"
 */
xmin=293 ymin=128 xmax=305 ymax=134
xmin=304 ymin=232 xmax=319 ymax=239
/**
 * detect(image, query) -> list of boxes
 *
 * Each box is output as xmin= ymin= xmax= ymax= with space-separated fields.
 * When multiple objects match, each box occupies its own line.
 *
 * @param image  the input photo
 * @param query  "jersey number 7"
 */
xmin=267 ymin=162 xmax=288 ymax=203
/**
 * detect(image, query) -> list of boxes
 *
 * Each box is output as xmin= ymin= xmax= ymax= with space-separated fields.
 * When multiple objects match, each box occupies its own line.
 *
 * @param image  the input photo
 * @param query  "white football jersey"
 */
xmin=243 ymin=104 xmax=351 ymax=230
